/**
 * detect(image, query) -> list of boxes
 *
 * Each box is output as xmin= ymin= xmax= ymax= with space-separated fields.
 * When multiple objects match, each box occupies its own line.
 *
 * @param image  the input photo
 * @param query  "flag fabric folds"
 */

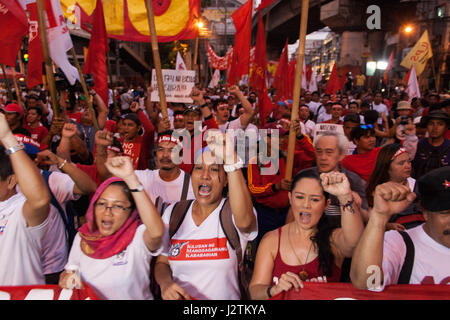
xmin=83 ymin=0 xmax=109 ymax=106
xmin=175 ymin=52 xmax=187 ymax=71
xmin=273 ymin=40 xmax=290 ymax=100
xmin=405 ymin=66 xmax=421 ymax=102
xmin=21 ymin=0 xmax=79 ymax=89
xmin=60 ymin=0 xmax=200 ymax=43
xmin=227 ymin=0 xmax=252 ymax=86
xmin=325 ymin=63 xmax=340 ymax=95
xmin=0 ymin=0 xmax=28 ymax=67
xmin=383 ymin=50 xmax=394 ymax=85
xmin=400 ymin=30 xmax=433 ymax=76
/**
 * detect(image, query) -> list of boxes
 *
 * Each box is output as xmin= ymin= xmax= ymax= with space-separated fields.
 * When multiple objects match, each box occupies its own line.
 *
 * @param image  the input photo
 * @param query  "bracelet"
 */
xmin=58 ymin=159 xmax=67 ymax=170
xmin=267 ymin=285 xmax=273 ymax=298
xmin=199 ymin=103 xmax=208 ymax=109
xmin=340 ymin=196 xmax=355 ymax=214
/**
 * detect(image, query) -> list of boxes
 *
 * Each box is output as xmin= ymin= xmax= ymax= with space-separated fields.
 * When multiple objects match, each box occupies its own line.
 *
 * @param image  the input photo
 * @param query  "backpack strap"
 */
xmin=169 ymin=200 xmax=194 ymax=239
xmin=180 ymin=172 xmax=190 ymax=201
xmin=41 ymin=170 xmax=71 ymax=249
xmin=397 ymin=231 xmax=415 ymax=284
xmin=219 ymin=199 xmax=249 ymax=300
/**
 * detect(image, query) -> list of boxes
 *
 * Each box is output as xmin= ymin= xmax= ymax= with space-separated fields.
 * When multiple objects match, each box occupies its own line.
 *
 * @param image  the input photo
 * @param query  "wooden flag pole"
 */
xmin=36 ymin=0 xmax=60 ymax=118
xmin=10 ymin=67 xmax=24 ymax=109
xmin=285 ymin=0 xmax=309 ymax=181
xmin=1 ymin=64 xmax=14 ymax=101
xmin=145 ymin=0 xmax=168 ymax=119
xmin=70 ymin=47 xmax=100 ymax=131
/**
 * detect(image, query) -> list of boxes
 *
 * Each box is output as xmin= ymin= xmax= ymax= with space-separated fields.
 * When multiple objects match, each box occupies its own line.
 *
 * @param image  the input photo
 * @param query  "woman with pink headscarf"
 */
xmin=58 ymin=156 xmax=164 ymax=300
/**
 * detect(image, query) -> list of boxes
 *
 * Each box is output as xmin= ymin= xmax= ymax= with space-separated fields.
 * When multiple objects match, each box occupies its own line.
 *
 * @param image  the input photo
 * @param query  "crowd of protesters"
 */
xmin=0 ymin=75 xmax=449 ymax=300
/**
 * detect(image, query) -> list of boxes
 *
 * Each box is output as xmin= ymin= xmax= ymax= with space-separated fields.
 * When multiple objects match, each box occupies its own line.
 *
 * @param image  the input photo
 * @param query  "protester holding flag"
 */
xmin=59 ymin=156 xmax=164 ymax=300
xmin=249 ymin=170 xmax=364 ymax=299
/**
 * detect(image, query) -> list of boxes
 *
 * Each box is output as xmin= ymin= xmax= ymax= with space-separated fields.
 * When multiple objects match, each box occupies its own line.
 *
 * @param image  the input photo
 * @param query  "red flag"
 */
xmin=26 ymin=1 xmax=44 ymax=89
xmin=256 ymin=0 xmax=275 ymax=10
xmin=383 ymin=50 xmax=394 ymax=85
xmin=325 ymin=63 xmax=340 ymax=95
xmin=83 ymin=0 xmax=109 ymax=106
xmin=250 ymin=12 xmax=266 ymax=92
xmin=259 ymin=88 xmax=273 ymax=126
xmin=273 ymin=40 xmax=290 ymax=100
xmin=287 ymin=57 xmax=296 ymax=99
xmin=0 ymin=0 xmax=28 ymax=67
xmin=227 ymin=0 xmax=252 ymax=86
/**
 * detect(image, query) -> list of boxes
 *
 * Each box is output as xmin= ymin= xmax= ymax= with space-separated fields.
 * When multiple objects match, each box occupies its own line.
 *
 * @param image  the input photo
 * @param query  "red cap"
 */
xmin=2 ymin=103 xmax=23 ymax=115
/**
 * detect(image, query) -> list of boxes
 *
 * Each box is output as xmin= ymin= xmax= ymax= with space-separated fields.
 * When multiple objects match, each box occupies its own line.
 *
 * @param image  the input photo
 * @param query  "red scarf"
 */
xmin=78 ymin=177 xmax=140 ymax=259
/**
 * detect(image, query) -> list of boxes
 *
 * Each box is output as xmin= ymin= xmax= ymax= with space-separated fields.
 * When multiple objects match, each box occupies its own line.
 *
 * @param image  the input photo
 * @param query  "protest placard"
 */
xmin=151 ymin=69 xmax=196 ymax=103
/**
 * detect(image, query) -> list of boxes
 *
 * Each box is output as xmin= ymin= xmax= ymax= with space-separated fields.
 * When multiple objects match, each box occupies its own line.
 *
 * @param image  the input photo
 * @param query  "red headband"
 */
xmin=157 ymin=134 xmax=181 ymax=146
xmin=392 ymin=147 xmax=407 ymax=160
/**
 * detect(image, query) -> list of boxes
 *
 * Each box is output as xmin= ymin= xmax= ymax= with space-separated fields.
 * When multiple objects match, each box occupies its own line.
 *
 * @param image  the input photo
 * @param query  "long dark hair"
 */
xmin=290 ymin=170 xmax=335 ymax=277
xmin=365 ymin=143 xmax=403 ymax=207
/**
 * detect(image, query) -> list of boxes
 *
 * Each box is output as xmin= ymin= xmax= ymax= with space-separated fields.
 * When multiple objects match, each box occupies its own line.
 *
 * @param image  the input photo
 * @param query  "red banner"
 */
xmin=0 ymin=284 xmax=98 ymax=300
xmin=270 ymin=283 xmax=450 ymax=300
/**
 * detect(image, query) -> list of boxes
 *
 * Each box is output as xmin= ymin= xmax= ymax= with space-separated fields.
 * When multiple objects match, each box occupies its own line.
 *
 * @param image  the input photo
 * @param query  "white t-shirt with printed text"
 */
xmin=161 ymin=198 xmax=258 ymax=300
xmin=66 ymin=224 xmax=162 ymax=300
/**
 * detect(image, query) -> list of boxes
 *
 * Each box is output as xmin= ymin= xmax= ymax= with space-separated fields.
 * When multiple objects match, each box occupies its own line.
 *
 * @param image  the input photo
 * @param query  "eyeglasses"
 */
xmin=183 ymin=106 xmax=201 ymax=115
xmin=360 ymin=124 xmax=374 ymax=130
xmin=95 ymin=201 xmax=132 ymax=215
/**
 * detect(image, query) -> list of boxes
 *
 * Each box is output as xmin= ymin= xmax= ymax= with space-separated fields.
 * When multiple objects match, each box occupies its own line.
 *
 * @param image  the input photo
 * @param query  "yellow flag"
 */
xmin=400 ymin=30 xmax=433 ymax=76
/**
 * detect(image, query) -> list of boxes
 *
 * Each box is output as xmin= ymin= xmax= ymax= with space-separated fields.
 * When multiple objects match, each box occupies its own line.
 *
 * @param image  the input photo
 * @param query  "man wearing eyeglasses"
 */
xmin=341 ymin=124 xmax=381 ymax=182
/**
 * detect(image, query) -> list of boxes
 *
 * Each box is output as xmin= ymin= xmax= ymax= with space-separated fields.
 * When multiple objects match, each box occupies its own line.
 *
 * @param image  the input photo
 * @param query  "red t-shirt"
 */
xmin=341 ymin=147 xmax=381 ymax=181
xmin=67 ymin=111 xmax=82 ymax=123
xmin=23 ymin=123 xmax=48 ymax=144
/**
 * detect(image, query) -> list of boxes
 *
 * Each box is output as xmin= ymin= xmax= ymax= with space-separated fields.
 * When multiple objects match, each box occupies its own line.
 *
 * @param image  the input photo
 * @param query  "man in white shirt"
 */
xmin=134 ymin=132 xmax=196 ymax=211
xmin=299 ymin=104 xmax=316 ymax=138
xmin=306 ymin=91 xmax=322 ymax=118
xmin=371 ymin=92 xmax=388 ymax=125
xmin=350 ymin=166 xmax=450 ymax=289
xmin=0 ymin=113 xmax=51 ymax=286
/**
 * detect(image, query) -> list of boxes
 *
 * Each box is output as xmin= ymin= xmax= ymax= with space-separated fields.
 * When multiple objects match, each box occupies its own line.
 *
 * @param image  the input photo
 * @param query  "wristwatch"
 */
xmin=224 ymin=157 xmax=244 ymax=173
xmin=6 ymin=141 xmax=25 ymax=155
xmin=129 ymin=184 xmax=144 ymax=192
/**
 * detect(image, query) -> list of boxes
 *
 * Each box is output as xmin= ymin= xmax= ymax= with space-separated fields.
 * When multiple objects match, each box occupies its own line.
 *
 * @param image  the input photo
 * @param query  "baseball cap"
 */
xmin=397 ymin=101 xmax=412 ymax=110
xmin=277 ymin=100 xmax=293 ymax=109
xmin=2 ymin=103 xmax=23 ymax=115
xmin=417 ymin=166 xmax=450 ymax=212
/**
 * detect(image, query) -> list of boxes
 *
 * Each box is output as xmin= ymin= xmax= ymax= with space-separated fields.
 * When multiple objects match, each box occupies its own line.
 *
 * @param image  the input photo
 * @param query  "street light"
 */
xmin=376 ymin=61 xmax=388 ymax=70
xmin=403 ymin=25 xmax=413 ymax=34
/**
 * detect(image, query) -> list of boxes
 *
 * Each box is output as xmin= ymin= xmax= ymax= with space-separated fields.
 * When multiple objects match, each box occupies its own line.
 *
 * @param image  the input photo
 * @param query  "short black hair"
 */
xmin=344 ymin=113 xmax=361 ymax=124
xmin=0 ymin=147 xmax=13 ymax=181
xmin=213 ymin=99 xmax=228 ymax=110
xmin=173 ymin=110 xmax=184 ymax=117
xmin=350 ymin=125 xmax=375 ymax=141
xmin=27 ymin=105 xmax=43 ymax=116
xmin=364 ymin=110 xmax=379 ymax=125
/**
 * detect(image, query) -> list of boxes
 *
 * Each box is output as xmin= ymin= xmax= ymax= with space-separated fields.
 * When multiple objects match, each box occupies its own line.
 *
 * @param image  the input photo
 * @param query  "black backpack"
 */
xmin=41 ymin=170 xmax=79 ymax=250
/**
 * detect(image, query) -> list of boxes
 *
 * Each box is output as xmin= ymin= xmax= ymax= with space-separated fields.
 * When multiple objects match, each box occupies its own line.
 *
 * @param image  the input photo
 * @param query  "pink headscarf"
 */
xmin=78 ymin=177 xmax=141 ymax=259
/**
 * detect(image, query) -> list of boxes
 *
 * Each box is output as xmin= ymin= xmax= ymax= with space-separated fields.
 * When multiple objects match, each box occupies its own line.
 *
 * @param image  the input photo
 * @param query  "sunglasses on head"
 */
xmin=360 ymin=124 xmax=373 ymax=130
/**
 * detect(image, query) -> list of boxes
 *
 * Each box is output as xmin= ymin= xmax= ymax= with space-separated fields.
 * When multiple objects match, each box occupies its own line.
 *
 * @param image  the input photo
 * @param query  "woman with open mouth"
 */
xmin=154 ymin=131 xmax=257 ymax=300
xmin=58 ymin=156 xmax=164 ymax=299
xmin=249 ymin=170 xmax=364 ymax=299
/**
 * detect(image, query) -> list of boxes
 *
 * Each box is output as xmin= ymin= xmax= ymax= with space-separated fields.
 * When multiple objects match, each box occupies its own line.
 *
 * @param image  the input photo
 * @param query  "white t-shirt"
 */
xmin=382 ymin=224 xmax=450 ymax=286
xmin=135 ymin=169 xmax=195 ymax=206
xmin=371 ymin=103 xmax=388 ymax=124
xmin=317 ymin=112 xmax=332 ymax=124
xmin=66 ymin=224 xmax=162 ymax=300
xmin=218 ymin=117 xmax=244 ymax=133
xmin=42 ymin=171 xmax=80 ymax=274
xmin=307 ymin=101 xmax=321 ymax=116
xmin=302 ymin=119 xmax=316 ymax=138
xmin=0 ymin=193 xmax=49 ymax=286
xmin=161 ymin=198 xmax=258 ymax=300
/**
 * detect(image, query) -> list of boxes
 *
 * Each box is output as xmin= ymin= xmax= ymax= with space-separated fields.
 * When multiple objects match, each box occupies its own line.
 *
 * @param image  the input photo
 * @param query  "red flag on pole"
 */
xmin=325 ymin=63 xmax=340 ymax=95
xmin=83 ymin=0 xmax=109 ymax=106
xmin=383 ymin=50 xmax=394 ymax=85
xmin=287 ymin=57 xmax=296 ymax=99
xmin=273 ymin=40 xmax=289 ymax=100
xmin=0 ymin=0 xmax=28 ymax=67
xmin=227 ymin=0 xmax=252 ymax=86
xmin=250 ymin=12 xmax=266 ymax=92
xmin=256 ymin=0 xmax=274 ymax=10
xmin=250 ymin=11 xmax=272 ymax=126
